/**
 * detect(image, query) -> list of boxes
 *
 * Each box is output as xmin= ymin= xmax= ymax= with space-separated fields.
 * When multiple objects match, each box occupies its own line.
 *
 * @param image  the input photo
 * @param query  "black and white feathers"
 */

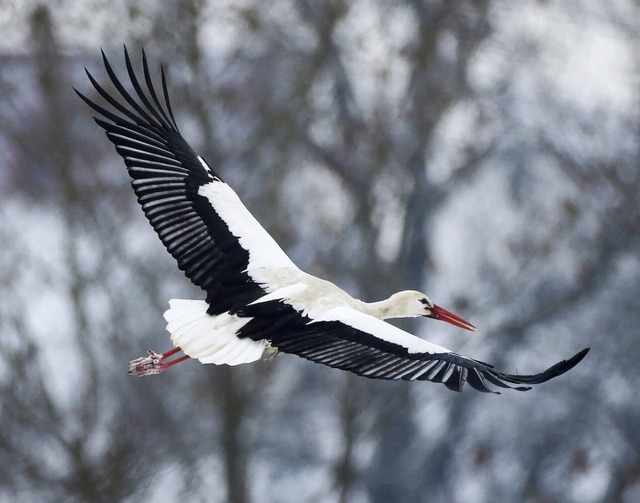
xmin=76 ymin=48 xmax=589 ymax=393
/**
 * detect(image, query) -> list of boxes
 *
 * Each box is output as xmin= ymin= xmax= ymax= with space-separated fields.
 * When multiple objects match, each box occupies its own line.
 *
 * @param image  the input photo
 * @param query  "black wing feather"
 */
xmin=76 ymin=47 xmax=265 ymax=313
xmin=238 ymin=301 xmax=590 ymax=393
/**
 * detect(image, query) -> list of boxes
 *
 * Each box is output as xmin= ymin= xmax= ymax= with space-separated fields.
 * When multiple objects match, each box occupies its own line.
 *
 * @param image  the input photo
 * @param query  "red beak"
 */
xmin=427 ymin=304 xmax=477 ymax=332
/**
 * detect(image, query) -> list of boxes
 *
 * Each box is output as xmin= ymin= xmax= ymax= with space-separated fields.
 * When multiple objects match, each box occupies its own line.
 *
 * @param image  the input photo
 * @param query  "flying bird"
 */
xmin=76 ymin=48 xmax=589 ymax=393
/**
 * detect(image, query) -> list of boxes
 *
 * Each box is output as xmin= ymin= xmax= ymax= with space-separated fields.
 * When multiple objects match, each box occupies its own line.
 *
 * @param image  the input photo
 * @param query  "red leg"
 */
xmin=127 ymin=347 xmax=192 ymax=376
xmin=164 ymin=354 xmax=191 ymax=369
xmin=160 ymin=347 xmax=181 ymax=359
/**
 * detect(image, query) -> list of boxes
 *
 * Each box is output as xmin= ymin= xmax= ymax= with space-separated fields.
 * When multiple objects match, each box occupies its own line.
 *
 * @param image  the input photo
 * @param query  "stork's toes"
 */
xmin=127 ymin=350 xmax=168 ymax=377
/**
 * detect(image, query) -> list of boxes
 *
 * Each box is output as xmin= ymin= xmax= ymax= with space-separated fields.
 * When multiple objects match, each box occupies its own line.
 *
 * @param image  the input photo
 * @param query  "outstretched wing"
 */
xmin=75 ymin=47 xmax=296 ymax=313
xmin=238 ymin=302 xmax=590 ymax=393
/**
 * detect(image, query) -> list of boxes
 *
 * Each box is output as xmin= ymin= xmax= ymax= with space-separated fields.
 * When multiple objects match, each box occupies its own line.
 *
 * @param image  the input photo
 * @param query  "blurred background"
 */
xmin=0 ymin=1 xmax=638 ymax=502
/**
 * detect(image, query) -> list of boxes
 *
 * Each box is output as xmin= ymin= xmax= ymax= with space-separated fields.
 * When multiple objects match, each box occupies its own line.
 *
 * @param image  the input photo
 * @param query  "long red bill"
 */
xmin=428 ymin=304 xmax=477 ymax=332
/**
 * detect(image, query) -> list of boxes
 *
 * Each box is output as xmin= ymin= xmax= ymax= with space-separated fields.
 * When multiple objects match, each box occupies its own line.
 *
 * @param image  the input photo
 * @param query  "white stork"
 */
xmin=76 ymin=48 xmax=589 ymax=393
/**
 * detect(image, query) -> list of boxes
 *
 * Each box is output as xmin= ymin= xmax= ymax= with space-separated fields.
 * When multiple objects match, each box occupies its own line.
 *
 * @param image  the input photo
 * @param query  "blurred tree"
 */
xmin=0 ymin=1 xmax=638 ymax=502
xmin=0 ymin=5 xmax=206 ymax=501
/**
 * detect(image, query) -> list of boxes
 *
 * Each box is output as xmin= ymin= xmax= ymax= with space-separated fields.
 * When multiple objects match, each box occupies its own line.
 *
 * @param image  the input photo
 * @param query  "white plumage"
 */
xmin=164 ymin=299 xmax=265 ymax=365
xmin=198 ymin=180 xmax=296 ymax=270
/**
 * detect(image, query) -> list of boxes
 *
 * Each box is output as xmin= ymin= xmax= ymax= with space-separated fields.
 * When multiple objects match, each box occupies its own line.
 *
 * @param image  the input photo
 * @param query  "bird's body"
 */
xmin=76 ymin=48 xmax=589 ymax=393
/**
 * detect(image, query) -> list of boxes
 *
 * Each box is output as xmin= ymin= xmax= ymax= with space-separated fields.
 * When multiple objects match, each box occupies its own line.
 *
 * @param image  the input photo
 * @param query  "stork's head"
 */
xmin=389 ymin=291 xmax=476 ymax=331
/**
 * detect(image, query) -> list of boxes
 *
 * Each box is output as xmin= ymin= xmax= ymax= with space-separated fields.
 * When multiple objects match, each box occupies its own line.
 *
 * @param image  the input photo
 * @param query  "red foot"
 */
xmin=128 ymin=348 xmax=190 ymax=376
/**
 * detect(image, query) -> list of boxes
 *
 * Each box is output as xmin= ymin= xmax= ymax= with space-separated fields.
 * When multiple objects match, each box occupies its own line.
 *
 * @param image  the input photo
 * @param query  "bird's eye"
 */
xmin=420 ymin=297 xmax=434 ymax=308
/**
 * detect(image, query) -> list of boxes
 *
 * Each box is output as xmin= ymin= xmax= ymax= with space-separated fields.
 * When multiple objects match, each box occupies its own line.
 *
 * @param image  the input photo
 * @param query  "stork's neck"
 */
xmin=359 ymin=297 xmax=416 ymax=320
